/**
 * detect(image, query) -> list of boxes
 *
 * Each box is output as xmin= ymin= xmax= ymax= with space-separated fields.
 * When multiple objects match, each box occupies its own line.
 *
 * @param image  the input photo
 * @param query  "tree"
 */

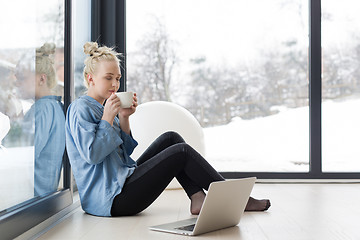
xmin=127 ymin=17 xmax=178 ymax=103
xmin=42 ymin=2 xmax=65 ymax=47
xmin=187 ymin=57 xmax=247 ymax=126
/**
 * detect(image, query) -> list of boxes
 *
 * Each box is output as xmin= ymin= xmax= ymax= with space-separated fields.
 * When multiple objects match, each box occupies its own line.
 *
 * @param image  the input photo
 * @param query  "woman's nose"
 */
xmin=112 ymin=79 xmax=119 ymax=87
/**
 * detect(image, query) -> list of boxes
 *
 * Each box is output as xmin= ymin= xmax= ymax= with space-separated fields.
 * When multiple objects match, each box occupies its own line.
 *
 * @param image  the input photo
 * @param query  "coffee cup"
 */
xmin=115 ymin=92 xmax=134 ymax=108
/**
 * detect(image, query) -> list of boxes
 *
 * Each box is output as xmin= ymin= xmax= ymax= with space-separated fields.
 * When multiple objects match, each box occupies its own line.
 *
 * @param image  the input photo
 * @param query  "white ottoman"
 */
xmin=129 ymin=101 xmax=205 ymax=189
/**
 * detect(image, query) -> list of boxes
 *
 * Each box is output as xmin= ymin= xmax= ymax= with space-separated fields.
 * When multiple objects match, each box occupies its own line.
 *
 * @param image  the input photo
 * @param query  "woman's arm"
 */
xmin=66 ymin=102 xmax=123 ymax=165
xmin=118 ymin=115 xmax=131 ymax=135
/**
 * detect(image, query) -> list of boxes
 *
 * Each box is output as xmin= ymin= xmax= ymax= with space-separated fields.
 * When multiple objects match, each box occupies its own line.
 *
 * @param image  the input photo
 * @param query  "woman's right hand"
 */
xmin=102 ymin=93 xmax=121 ymax=126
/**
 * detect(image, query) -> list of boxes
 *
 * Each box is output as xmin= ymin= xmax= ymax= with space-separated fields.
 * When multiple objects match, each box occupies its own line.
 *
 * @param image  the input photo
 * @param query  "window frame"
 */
xmin=91 ymin=0 xmax=127 ymax=92
xmin=121 ymin=0 xmax=359 ymax=179
xmin=224 ymin=0 xmax=359 ymax=179
xmin=0 ymin=0 xmax=74 ymax=239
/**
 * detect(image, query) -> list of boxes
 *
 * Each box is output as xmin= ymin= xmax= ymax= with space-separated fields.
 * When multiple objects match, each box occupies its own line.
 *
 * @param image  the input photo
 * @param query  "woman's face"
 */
xmin=15 ymin=69 xmax=36 ymax=100
xmin=88 ymin=60 xmax=121 ymax=104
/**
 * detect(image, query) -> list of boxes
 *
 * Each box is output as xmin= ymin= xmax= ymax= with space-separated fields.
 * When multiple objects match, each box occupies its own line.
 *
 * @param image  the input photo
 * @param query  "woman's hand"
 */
xmin=118 ymin=93 xmax=138 ymax=134
xmin=102 ymin=93 xmax=121 ymax=126
xmin=118 ymin=93 xmax=138 ymax=119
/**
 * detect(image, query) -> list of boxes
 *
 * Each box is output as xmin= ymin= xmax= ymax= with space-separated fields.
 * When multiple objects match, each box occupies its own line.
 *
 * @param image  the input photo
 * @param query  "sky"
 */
xmin=0 ymin=0 xmax=63 ymax=49
xmin=127 ymin=0 xmax=309 ymax=66
xmin=1 ymin=0 xmax=359 ymax=59
xmin=0 ymin=1 xmax=37 ymax=48
xmin=127 ymin=0 xmax=360 ymax=66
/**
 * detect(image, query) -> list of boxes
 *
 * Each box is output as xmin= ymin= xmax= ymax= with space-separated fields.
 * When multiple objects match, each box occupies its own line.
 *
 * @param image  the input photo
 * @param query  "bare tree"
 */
xmin=127 ymin=17 xmax=178 ymax=103
xmin=187 ymin=57 xmax=248 ymax=126
xmin=42 ymin=1 xmax=64 ymax=47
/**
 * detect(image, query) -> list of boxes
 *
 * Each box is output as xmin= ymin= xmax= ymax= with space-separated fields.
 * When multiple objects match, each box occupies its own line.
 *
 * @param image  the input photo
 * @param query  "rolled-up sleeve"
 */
xmin=120 ymin=130 xmax=138 ymax=155
xmin=68 ymin=105 xmax=123 ymax=165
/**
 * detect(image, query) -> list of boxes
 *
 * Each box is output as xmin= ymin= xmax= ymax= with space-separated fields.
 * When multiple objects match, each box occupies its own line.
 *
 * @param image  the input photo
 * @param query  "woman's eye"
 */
xmin=106 ymin=77 xmax=112 ymax=80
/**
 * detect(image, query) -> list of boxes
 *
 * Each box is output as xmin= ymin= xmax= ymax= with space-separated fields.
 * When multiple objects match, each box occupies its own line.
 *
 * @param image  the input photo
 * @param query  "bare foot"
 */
xmin=245 ymin=197 xmax=271 ymax=211
xmin=190 ymin=191 xmax=206 ymax=215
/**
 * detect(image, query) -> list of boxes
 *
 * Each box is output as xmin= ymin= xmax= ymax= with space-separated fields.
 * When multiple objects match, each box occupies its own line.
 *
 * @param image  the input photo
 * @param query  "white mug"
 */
xmin=115 ymin=92 xmax=134 ymax=108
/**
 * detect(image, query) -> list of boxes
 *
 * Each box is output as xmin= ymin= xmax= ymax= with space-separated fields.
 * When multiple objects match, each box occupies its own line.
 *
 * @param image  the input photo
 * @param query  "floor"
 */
xmin=35 ymin=183 xmax=360 ymax=240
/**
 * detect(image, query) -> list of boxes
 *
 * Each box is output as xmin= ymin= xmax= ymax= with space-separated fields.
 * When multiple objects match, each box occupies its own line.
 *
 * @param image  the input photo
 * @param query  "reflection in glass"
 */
xmin=15 ymin=43 xmax=65 ymax=196
xmin=0 ymin=49 xmax=35 ymax=211
xmin=0 ymin=0 xmax=65 ymax=214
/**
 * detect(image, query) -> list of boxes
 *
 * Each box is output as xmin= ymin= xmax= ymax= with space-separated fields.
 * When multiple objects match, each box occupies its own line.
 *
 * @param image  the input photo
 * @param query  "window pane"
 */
xmin=322 ymin=0 xmax=360 ymax=172
xmin=71 ymin=0 xmax=91 ymax=193
xmin=74 ymin=0 xmax=91 ymax=99
xmin=0 ymin=0 xmax=65 ymax=213
xmin=127 ymin=0 xmax=309 ymax=172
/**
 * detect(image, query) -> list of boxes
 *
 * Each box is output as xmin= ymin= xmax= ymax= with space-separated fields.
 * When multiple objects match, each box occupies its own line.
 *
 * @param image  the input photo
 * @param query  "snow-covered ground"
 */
xmin=204 ymin=99 xmax=360 ymax=172
xmin=0 ymin=146 xmax=34 ymax=210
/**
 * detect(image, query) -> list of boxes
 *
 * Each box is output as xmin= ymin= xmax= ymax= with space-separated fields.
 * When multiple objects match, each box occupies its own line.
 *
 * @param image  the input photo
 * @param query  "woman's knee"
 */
xmin=170 ymin=142 xmax=198 ymax=158
xmin=162 ymin=131 xmax=185 ymax=143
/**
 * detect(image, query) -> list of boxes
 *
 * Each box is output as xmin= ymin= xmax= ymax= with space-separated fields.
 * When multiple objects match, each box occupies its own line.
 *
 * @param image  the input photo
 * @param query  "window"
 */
xmin=127 ymin=0 xmax=309 ymax=172
xmin=0 ymin=0 xmax=66 ymax=214
xmin=0 ymin=0 xmax=75 ymax=238
xmin=322 ymin=0 xmax=360 ymax=172
xmin=126 ymin=0 xmax=359 ymax=178
xmin=73 ymin=0 xmax=92 ymax=99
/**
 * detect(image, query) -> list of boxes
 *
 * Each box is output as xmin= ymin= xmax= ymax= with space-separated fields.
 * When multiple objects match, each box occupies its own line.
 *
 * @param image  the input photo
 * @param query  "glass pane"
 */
xmin=0 ymin=0 xmax=65 ymax=213
xmin=127 ymin=0 xmax=309 ymax=172
xmin=322 ymin=0 xmax=360 ymax=172
xmin=74 ymin=0 xmax=91 ymax=100
xmin=72 ymin=0 xmax=91 ymax=193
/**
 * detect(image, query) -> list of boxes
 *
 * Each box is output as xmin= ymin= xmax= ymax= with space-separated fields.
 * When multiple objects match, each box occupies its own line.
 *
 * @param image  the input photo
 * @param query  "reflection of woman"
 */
xmin=16 ymin=43 xmax=65 ymax=196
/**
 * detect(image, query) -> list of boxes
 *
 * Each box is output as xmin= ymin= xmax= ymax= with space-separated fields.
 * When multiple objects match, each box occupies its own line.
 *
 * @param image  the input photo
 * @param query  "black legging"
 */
xmin=111 ymin=131 xmax=225 ymax=216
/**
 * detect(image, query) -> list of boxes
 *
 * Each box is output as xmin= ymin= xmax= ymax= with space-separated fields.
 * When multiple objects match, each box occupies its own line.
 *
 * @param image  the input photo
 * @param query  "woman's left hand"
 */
xmin=118 ymin=93 xmax=138 ymax=118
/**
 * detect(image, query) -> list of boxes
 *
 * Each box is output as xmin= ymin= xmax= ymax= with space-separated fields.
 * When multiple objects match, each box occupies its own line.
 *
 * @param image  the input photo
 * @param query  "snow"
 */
xmin=0 ymin=146 xmax=34 ymax=210
xmin=204 ymin=99 xmax=360 ymax=172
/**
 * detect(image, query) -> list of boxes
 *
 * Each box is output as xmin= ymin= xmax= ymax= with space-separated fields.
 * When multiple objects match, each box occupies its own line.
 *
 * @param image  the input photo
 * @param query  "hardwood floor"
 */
xmin=34 ymin=183 xmax=360 ymax=240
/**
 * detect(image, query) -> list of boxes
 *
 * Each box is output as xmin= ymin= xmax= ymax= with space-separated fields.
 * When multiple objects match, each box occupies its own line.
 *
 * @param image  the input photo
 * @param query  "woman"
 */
xmin=16 ymin=43 xmax=65 ymax=196
xmin=65 ymin=42 xmax=270 ymax=217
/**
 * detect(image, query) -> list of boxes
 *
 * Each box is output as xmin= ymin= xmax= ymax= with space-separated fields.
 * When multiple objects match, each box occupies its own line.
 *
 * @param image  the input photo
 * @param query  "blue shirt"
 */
xmin=24 ymin=95 xmax=65 ymax=196
xmin=65 ymin=95 xmax=138 ymax=216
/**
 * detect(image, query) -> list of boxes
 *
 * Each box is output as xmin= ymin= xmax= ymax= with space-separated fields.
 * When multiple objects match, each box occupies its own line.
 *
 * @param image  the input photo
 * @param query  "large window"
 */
xmin=322 ymin=0 xmax=360 ymax=172
xmin=127 ymin=0 xmax=309 ymax=172
xmin=126 ymin=0 xmax=360 ymax=178
xmin=0 ymin=0 xmax=66 ymax=214
xmin=0 ymin=0 xmax=78 ymax=239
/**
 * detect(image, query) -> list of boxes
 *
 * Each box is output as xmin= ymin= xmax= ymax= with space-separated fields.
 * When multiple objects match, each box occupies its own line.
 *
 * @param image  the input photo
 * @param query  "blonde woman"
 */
xmin=65 ymin=42 xmax=270 ymax=217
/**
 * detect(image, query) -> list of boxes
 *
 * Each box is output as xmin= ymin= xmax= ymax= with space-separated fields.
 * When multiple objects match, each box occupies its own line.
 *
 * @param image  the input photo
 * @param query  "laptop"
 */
xmin=149 ymin=177 xmax=256 ymax=236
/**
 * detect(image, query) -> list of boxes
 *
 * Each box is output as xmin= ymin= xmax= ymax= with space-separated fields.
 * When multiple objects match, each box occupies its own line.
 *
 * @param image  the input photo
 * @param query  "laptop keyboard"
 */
xmin=175 ymin=224 xmax=195 ymax=232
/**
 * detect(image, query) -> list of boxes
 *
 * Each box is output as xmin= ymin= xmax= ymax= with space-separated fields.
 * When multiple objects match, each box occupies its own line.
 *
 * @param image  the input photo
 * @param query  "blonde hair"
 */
xmin=83 ymin=42 xmax=121 ymax=88
xmin=16 ymin=43 xmax=57 ymax=89
xmin=36 ymin=43 xmax=57 ymax=89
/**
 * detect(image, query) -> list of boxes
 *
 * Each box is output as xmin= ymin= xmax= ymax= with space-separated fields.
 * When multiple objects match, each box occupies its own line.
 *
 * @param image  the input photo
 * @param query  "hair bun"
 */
xmin=36 ymin=43 xmax=56 ymax=57
xmin=84 ymin=42 xmax=99 ymax=57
